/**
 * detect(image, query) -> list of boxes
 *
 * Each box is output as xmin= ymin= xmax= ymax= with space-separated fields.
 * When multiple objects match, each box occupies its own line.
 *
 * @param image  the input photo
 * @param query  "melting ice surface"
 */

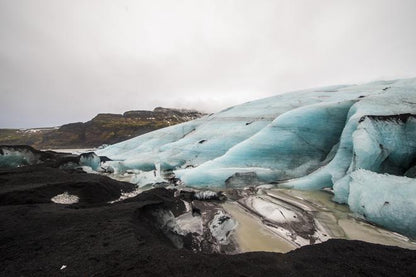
xmin=98 ymin=78 xmax=416 ymax=237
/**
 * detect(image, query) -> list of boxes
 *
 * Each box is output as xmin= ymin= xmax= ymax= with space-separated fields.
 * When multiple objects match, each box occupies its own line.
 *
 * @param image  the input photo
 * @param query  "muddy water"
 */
xmin=223 ymin=201 xmax=296 ymax=253
xmin=279 ymin=189 xmax=416 ymax=249
xmin=223 ymin=188 xmax=416 ymax=253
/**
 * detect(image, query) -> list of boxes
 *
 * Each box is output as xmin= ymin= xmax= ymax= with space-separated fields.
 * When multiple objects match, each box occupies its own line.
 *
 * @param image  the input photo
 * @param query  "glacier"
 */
xmin=98 ymin=78 xmax=416 ymax=237
xmin=348 ymin=170 xmax=416 ymax=237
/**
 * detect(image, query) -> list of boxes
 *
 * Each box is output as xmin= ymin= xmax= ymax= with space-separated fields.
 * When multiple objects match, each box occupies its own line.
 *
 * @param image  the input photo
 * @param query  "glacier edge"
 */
xmin=97 ymin=78 xmax=416 ymax=237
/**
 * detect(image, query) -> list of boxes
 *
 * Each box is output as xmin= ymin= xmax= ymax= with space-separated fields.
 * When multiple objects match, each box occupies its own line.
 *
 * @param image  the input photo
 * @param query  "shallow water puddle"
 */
xmin=222 ymin=201 xmax=296 ymax=253
xmin=263 ymin=189 xmax=416 ymax=250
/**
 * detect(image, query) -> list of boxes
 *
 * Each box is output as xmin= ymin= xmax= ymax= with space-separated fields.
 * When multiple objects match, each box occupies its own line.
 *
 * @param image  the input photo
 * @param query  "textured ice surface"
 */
xmin=126 ymin=163 xmax=166 ymax=187
xmin=98 ymin=78 xmax=416 ymax=236
xmin=79 ymin=152 xmax=101 ymax=171
xmin=250 ymin=197 xmax=298 ymax=223
xmin=129 ymin=170 xmax=166 ymax=187
xmin=178 ymin=100 xmax=354 ymax=186
xmin=98 ymin=82 xmax=363 ymax=173
xmin=209 ymin=211 xmax=237 ymax=245
xmin=348 ymin=170 xmax=416 ymax=237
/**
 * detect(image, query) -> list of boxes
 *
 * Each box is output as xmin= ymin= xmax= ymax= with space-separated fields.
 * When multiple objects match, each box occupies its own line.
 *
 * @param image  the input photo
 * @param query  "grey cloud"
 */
xmin=1 ymin=0 xmax=416 ymax=127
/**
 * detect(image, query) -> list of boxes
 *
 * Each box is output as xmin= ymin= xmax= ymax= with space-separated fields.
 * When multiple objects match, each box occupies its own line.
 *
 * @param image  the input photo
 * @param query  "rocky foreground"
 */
xmin=1 ymin=160 xmax=415 ymax=276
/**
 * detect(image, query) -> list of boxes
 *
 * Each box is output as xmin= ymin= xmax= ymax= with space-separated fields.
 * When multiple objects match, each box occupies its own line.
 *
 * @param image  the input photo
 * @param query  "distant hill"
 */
xmin=0 ymin=107 xmax=205 ymax=149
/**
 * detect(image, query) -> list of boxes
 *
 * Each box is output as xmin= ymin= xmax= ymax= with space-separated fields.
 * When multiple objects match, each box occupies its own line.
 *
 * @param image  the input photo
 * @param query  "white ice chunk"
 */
xmin=194 ymin=190 xmax=218 ymax=200
xmin=51 ymin=192 xmax=79 ymax=204
xmin=176 ymin=212 xmax=203 ymax=235
xmin=209 ymin=211 xmax=237 ymax=245
xmin=129 ymin=165 xmax=166 ymax=187
xmin=250 ymin=197 xmax=298 ymax=223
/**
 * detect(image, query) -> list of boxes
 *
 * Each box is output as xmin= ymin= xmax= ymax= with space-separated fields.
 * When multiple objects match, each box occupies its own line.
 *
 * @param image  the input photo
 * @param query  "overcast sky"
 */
xmin=1 ymin=0 xmax=416 ymax=128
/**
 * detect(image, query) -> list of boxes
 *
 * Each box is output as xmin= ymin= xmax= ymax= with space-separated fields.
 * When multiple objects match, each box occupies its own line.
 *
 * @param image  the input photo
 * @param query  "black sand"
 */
xmin=1 ymin=164 xmax=415 ymax=276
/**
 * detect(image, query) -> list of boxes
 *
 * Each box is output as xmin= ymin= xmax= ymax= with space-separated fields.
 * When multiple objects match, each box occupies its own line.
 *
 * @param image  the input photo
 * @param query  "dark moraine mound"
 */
xmin=0 ymin=165 xmax=415 ymax=276
xmin=0 ymin=166 xmax=134 ymax=206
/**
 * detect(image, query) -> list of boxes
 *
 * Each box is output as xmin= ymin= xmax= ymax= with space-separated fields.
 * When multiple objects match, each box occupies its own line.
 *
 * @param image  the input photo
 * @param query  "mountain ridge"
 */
xmin=0 ymin=107 xmax=205 ymax=149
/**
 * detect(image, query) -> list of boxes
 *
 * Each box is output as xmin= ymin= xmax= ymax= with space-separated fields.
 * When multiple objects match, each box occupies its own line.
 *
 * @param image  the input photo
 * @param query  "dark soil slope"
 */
xmin=0 ymin=165 xmax=415 ymax=276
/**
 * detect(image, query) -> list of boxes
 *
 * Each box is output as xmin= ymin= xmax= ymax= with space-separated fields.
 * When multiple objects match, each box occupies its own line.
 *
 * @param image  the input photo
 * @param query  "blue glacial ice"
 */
xmin=348 ymin=169 xmax=416 ymax=237
xmin=98 ymin=78 xmax=416 ymax=237
xmin=79 ymin=152 xmax=101 ymax=171
xmin=0 ymin=146 xmax=41 ymax=168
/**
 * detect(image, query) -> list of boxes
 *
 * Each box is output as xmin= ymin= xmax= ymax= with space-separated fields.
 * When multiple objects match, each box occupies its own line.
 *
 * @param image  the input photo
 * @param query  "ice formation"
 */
xmin=348 ymin=170 xmax=416 ymax=237
xmin=209 ymin=211 xmax=237 ymax=245
xmin=0 ymin=146 xmax=41 ymax=168
xmin=98 ymin=78 xmax=416 ymax=237
xmin=79 ymin=152 xmax=101 ymax=171
xmin=51 ymin=192 xmax=79 ymax=204
xmin=194 ymin=190 xmax=221 ymax=200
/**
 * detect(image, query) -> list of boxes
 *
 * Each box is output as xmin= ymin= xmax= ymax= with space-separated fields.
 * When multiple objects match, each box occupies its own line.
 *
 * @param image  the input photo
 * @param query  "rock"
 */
xmin=225 ymin=172 xmax=261 ymax=188
xmin=0 ymin=107 xmax=205 ymax=149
